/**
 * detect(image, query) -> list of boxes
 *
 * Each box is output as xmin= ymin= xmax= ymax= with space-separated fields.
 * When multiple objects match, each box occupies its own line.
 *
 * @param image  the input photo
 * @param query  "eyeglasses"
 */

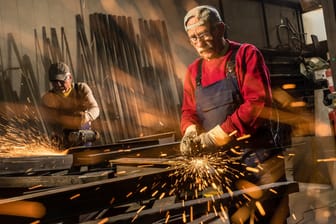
xmin=189 ymin=32 xmax=213 ymax=45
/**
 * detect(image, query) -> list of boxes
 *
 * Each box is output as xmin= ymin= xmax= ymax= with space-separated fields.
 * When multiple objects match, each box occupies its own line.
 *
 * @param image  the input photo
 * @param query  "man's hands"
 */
xmin=180 ymin=125 xmax=198 ymax=155
xmin=196 ymin=125 xmax=231 ymax=149
xmin=73 ymin=111 xmax=92 ymax=128
xmin=180 ymin=125 xmax=232 ymax=156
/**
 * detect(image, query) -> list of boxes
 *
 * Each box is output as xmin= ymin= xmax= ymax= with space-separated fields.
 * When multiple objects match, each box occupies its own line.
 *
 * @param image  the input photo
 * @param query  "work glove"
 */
xmin=195 ymin=125 xmax=231 ymax=151
xmin=180 ymin=124 xmax=198 ymax=156
xmin=74 ymin=111 xmax=92 ymax=129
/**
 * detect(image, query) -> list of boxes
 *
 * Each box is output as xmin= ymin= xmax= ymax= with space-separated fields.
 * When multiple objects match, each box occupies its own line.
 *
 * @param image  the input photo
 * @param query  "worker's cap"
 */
xmin=48 ymin=62 xmax=71 ymax=81
xmin=184 ymin=5 xmax=223 ymax=31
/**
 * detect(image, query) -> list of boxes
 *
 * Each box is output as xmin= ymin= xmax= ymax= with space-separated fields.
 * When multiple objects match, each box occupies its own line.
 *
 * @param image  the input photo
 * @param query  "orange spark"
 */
xmin=70 ymin=194 xmax=80 ymax=200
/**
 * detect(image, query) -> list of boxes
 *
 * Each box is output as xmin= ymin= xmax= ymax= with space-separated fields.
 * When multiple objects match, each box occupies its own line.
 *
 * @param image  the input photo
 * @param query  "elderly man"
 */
xmin=180 ymin=5 xmax=290 ymax=224
xmin=41 ymin=62 xmax=100 ymax=148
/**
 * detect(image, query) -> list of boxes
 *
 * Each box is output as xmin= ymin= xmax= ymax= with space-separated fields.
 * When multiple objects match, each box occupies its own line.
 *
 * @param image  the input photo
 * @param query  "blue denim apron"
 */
xmin=194 ymin=56 xmax=279 ymax=166
xmin=195 ymin=67 xmax=241 ymax=132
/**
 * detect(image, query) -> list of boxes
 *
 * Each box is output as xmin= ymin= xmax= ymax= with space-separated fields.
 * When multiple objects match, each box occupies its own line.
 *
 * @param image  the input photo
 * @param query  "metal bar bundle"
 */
xmin=76 ymin=13 xmax=181 ymax=143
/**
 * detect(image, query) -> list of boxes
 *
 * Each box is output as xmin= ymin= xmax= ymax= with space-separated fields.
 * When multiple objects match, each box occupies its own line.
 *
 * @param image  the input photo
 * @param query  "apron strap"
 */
xmin=196 ymin=59 xmax=203 ymax=87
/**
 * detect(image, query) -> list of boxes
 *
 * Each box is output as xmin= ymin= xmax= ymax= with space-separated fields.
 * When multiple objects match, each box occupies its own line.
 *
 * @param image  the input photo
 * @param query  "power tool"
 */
xmin=67 ymin=129 xmax=100 ymax=146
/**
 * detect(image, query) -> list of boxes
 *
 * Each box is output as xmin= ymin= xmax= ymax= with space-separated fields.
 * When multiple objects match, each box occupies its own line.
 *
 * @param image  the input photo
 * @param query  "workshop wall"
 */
xmin=222 ymin=0 xmax=303 ymax=50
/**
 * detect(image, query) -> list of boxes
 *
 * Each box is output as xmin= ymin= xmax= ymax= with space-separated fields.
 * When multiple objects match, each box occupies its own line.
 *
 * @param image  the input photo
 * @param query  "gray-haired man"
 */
xmin=180 ymin=5 xmax=290 ymax=223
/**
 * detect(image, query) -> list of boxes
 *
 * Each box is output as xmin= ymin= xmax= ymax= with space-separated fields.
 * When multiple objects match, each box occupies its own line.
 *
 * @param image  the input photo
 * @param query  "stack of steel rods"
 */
xmin=76 ymin=13 xmax=181 ymax=143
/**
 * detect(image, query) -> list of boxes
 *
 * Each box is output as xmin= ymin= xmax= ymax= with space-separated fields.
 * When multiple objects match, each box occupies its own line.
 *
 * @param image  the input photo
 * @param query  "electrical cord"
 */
xmin=276 ymin=18 xmax=305 ymax=53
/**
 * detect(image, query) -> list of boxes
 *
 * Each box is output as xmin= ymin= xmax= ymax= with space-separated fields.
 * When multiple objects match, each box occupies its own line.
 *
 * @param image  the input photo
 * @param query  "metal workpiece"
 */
xmin=0 ymin=133 xmax=299 ymax=223
xmin=0 ymin=154 xmax=73 ymax=176
xmin=0 ymin=165 xmax=177 ymax=223
xmin=92 ymin=181 xmax=299 ymax=224
xmin=0 ymin=134 xmax=183 ymax=222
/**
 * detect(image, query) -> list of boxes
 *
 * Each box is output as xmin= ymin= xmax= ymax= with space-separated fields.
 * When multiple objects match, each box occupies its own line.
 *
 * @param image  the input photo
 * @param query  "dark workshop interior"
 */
xmin=0 ymin=0 xmax=335 ymax=223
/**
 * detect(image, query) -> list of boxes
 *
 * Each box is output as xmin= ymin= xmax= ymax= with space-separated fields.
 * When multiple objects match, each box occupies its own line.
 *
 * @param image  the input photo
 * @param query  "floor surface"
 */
xmin=286 ymin=136 xmax=336 ymax=224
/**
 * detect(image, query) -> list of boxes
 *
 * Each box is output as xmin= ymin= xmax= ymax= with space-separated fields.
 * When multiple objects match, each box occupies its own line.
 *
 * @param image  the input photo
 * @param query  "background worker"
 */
xmin=180 ymin=5 xmax=290 ymax=223
xmin=41 ymin=62 xmax=100 ymax=149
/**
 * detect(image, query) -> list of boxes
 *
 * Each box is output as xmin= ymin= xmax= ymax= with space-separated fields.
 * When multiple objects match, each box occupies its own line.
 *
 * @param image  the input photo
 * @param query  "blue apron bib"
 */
xmin=195 ymin=70 xmax=242 ymax=132
xmin=194 ymin=50 xmax=279 ymax=165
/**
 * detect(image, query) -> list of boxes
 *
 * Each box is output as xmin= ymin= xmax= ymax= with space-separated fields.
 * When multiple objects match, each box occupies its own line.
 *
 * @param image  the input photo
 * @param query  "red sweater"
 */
xmin=181 ymin=40 xmax=273 ymax=137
